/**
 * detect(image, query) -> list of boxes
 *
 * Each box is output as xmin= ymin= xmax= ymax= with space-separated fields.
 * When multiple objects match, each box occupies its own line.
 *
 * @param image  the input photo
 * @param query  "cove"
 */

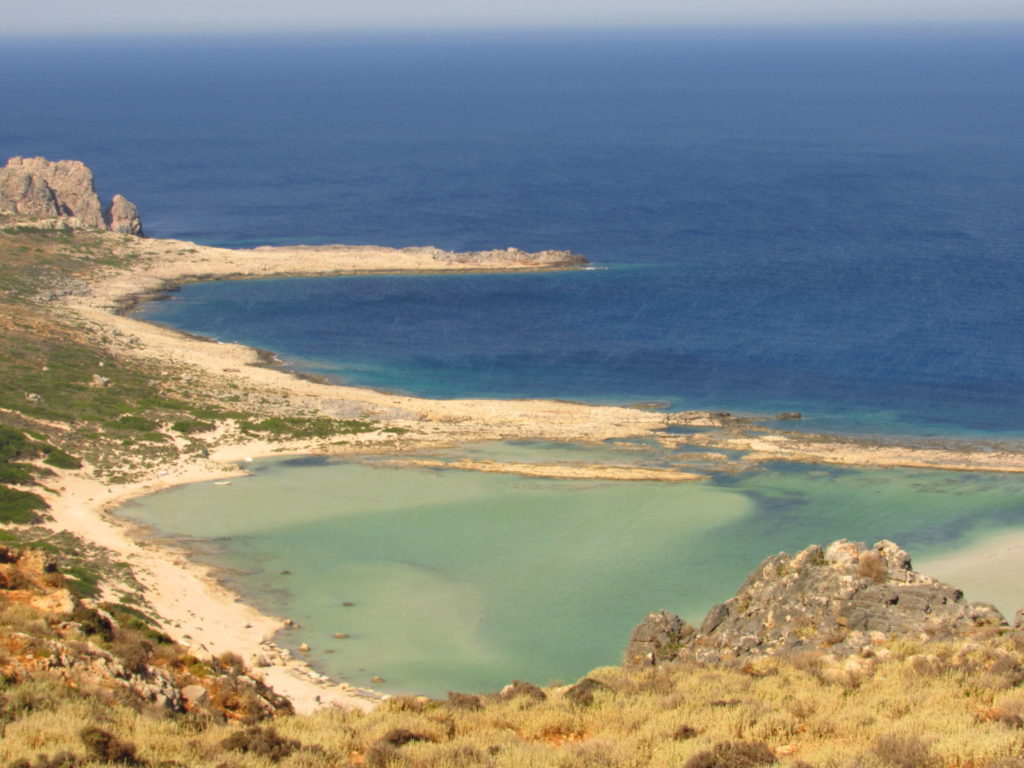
xmin=119 ymin=444 xmax=1024 ymax=697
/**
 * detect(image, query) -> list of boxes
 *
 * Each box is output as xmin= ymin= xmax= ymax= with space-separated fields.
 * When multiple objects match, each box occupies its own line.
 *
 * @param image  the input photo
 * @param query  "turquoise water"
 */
xmin=119 ymin=446 xmax=1024 ymax=697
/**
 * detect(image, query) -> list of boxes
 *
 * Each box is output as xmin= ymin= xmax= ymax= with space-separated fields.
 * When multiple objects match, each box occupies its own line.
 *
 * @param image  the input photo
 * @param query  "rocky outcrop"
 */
xmin=0 ymin=156 xmax=142 ymax=235
xmin=0 ymin=546 xmax=289 ymax=719
xmin=104 ymin=193 xmax=142 ymax=234
xmin=625 ymin=539 xmax=1009 ymax=667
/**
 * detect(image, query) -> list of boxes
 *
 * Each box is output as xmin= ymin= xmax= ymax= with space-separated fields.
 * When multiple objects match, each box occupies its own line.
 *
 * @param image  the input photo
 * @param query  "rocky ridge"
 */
xmin=625 ymin=539 xmax=1011 ymax=667
xmin=0 ymin=156 xmax=142 ymax=235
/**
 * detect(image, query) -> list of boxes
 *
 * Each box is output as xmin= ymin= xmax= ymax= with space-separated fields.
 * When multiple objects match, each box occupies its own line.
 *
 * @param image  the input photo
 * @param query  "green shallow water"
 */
xmin=119 ymin=445 xmax=1024 ymax=697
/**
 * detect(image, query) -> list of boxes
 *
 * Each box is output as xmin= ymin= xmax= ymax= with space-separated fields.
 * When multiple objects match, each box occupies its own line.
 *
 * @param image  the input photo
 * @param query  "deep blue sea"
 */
xmin=3 ymin=27 xmax=1024 ymax=436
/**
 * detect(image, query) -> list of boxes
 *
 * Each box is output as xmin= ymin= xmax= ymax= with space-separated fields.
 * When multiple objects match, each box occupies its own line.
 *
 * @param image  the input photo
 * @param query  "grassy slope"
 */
xmin=2 ymin=225 xmax=1024 ymax=767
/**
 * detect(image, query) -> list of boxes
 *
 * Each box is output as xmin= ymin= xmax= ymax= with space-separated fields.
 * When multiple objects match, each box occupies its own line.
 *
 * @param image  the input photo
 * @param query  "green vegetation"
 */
xmin=42 ymin=448 xmax=81 ymax=469
xmin=0 ymin=485 xmax=48 ymax=524
xmin=171 ymin=418 xmax=215 ymax=434
xmin=239 ymin=416 xmax=377 ymax=439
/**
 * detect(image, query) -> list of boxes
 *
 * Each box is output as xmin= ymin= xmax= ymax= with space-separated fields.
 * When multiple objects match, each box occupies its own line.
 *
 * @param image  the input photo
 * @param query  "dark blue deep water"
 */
xmin=3 ymin=28 xmax=1024 ymax=436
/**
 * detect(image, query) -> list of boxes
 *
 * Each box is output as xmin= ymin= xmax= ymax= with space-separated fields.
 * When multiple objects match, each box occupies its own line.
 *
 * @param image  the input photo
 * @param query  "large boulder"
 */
xmin=0 ymin=156 xmax=142 ymax=235
xmin=626 ymin=539 xmax=1009 ymax=666
xmin=104 ymin=193 xmax=143 ymax=235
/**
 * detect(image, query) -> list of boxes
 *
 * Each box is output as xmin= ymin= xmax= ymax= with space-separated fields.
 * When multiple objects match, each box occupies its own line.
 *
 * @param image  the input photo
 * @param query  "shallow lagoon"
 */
xmin=119 ymin=443 xmax=1024 ymax=697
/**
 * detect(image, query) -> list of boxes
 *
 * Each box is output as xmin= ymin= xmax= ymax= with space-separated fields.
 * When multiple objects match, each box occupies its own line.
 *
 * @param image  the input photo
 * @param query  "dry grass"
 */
xmin=6 ymin=637 xmax=1024 ymax=768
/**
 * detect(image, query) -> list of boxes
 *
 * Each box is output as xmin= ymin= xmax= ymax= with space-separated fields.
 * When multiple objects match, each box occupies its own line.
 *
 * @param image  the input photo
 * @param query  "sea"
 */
xmin=4 ymin=26 xmax=1024 ymax=695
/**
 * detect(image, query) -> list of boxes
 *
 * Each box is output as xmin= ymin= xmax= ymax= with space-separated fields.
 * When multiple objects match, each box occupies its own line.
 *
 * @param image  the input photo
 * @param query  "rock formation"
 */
xmin=0 ymin=156 xmax=143 ymax=235
xmin=625 ymin=539 xmax=1008 ymax=667
xmin=104 ymin=192 xmax=143 ymax=234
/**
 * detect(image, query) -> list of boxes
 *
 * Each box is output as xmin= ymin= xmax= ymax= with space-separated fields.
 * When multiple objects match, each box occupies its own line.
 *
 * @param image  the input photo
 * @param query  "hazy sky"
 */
xmin=4 ymin=0 xmax=1024 ymax=36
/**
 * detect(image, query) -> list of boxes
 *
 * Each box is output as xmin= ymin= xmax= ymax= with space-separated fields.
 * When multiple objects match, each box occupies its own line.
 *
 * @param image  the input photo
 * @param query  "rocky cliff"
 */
xmin=625 ymin=539 xmax=1010 ymax=667
xmin=0 ymin=156 xmax=142 ymax=235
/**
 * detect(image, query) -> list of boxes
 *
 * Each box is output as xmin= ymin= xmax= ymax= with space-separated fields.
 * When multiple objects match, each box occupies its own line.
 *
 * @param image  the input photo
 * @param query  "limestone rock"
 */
xmin=181 ymin=684 xmax=210 ymax=708
xmin=626 ymin=539 xmax=1009 ymax=666
xmin=624 ymin=609 xmax=694 ymax=667
xmin=0 ymin=156 xmax=142 ymax=235
xmin=104 ymin=193 xmax=143 ymax=235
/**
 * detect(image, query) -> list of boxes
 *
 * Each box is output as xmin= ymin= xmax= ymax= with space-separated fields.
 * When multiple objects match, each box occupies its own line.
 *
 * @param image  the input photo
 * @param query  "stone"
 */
xmin=298 ymin=642 xmax=310 ymax=652
xmin=104 ymin=193 xmax=143 ymax=235
xmin=625 ymin=539 xmax=1010 ymax=667
xmin=0 ymin=156 xmax=142 ymax=234
xmin=624 ymin=609 xmax=694 ymax=667
xmin=181 ymin=684 xmax=209 ymax=707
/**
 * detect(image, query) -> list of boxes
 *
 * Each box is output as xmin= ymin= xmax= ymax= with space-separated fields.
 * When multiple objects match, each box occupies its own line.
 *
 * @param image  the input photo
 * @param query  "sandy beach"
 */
xmin=36 ymin=231 xmax=1024 ymax=712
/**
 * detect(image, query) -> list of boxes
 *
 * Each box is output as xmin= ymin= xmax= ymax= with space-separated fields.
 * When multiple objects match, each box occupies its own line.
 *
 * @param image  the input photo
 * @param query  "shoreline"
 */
xmin=37 ymin=230 xmax=1024 ymax=712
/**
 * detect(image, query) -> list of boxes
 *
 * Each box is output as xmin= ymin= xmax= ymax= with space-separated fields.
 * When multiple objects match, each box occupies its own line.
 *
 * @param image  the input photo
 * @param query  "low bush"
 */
xmin=684 ymin=741 xmax=776 ymax=768
xmin=7 ymin=752 xmax=79 ymax=768
xmin=220 ymin=726 xmax=299 ymax=761
xmin=41 ymin=448 xmax=81 ymax=470
xmin=857 ymin=550 xmax=888 ymax=583
xmin=0 ymin=486 xmax=48 ymax=524
xmin=170 ymin=419 xmax=214 ymax=435
xmin=872 ymin=733 xmax=932 ymax=768
xmin=79 ymin=727 xmax=142 ymax=766
xmin=0 ymin=463 xmax=35 ymax=485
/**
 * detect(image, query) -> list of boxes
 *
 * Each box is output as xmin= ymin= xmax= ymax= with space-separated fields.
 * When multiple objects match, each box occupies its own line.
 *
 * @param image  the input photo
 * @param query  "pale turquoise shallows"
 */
xmin=119 ymin=449 xmax=1024 ymax=697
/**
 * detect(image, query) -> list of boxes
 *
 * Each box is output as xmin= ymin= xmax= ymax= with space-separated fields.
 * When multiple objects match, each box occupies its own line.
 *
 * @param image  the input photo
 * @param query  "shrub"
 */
xmin=0 ymin=425 xmax=33 ymax=462
xmin=684 ymin=741 xmax=776 ymax=768
xmin=378 ymin=729 xmax=435 ymax=747
xmin=7 ymin=752 xmax=79 ymax=768
xmin=42 ymin=448 xmax=81 ymax=469
xmin=62 ymin=565 xmax=101 ymax=599
xmin=220 ymin=726 xmax=300 ymax=762
xmin=0 ymin=463 xmax=35 ymax=485
xmin=446 ymin=691 xmax=483 ymax=711
xmin=217 ymin=651 xmax=246 ymax=674
xmin=564 ymin=677 xmax=608 ymax=707
xmin=171 ymin=419 xmax=214 ymax=435
xmin=498 ymin=680 xmax=547 ymax=702
xmin=71 ymin=605 xmax=115 ymax=643
xmin=115 ymin=415 xmax=159 ymax=432
xmin=104 ymin=604 xmax=174 ymax=645
xmin=857 ymin=550 xmax=888 ymax=583
xmin=673 ymin=725 xmax=701 ymax=740
xmin=0 ymin=485 xmax=48 ymax=524
xmin=112 ymin=634 xmax=153 ymax=675
xmin=79 ymin=727 xmax=142 ymax=765
xmin=872 ymin=733 xmax=932 ymax=768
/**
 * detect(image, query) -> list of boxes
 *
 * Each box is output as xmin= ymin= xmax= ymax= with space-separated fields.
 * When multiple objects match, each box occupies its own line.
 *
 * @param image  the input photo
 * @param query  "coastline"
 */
xmin=38 ymin=230 xmax=1024 ymax=712
xmin=41 ymin=234 xmax=681 ymax=713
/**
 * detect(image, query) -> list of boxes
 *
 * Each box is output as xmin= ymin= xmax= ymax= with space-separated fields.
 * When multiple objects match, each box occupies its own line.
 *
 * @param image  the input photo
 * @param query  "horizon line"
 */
xmin=2 ymin=19 xmax=1024 ymax=43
